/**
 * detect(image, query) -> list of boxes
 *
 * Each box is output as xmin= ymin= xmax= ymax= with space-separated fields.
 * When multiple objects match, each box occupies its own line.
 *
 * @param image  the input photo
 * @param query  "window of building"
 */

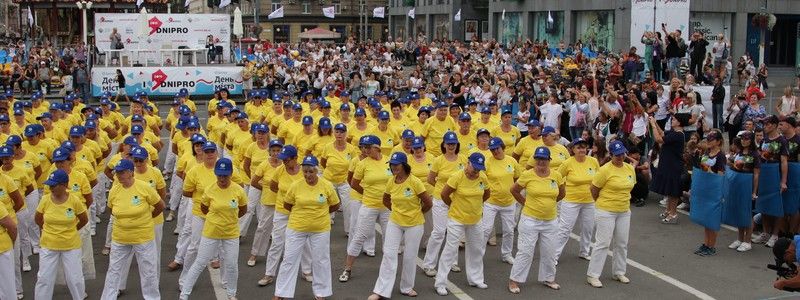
xmin=273 ymin=25 xmax=290 ymax=43
xmin=271 ymin=1 xmax=282 ymax=12
xmin=301 ymin=1 xmax=311 ymax=14
xmin=332 ymin=0 xmax=342 ymax=14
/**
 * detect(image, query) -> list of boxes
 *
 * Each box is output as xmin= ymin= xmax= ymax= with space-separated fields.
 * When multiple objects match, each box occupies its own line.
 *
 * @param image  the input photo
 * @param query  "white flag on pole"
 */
xmin=373 ymin=7 xmax=385 ymax=18
xmin=219 ymin=0 xmax=231 ymax=8
xmin=547 ymin=11 xmax=554 ymax=23
xmin=136 ymin=0 xmax=144 ymax=7
xmin=408 ymin=8 xmax=415 ymax=19
xmin=27 ymin=7 xmax=34 ymax=28
xmin=454 ymin=9 xmax=461 ymax=21
xmin=501 ymin=9 xmax=506 ymax=20
xmin=268 ymin=6 xmax=284 ymax=19
xmin=322 ymin=6 xmax=335 ymax=19
xmin=184 ymin=0 xmax=191 ymax=7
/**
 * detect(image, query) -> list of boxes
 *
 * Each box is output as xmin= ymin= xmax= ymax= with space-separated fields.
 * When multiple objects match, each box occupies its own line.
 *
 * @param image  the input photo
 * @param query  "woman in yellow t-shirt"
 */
xmin=492 ymin=110 xmax=521 ymax=147
xmin=554 ymin=138 xmax=600 ymax=262
xmin=369 ymin=152 xmax=432 ymax=300
xmin=422 ymin=131 xmax=466 ymax=275
xmin=273 ymin=155 xmax=340 ymax=300
xmin=509 ymin=146 xmax=566 ymax=293
xmin=319 ymin=123 xmax=358 ymax=237
xmin=339 ymin=135 xmax=391 ymax=282
xmin=246 ymin=139 xmax=283 ymax=267
xmin=166 ymin=134 xmax=207 ymax=271
xmin=100 ymin=159 xmax=164 ymax=299
xmin=527 ymin=126 xmax=570 ymax=171
xmin=34 ymin=169 xmax=88 ymax=299
xmin=0 ymin=204 xmax=17 ymax=300
xmin=240 ymin=123 xmax=271 ymax=242
xmin=311 ymin=117 xmax=334 ymax=158
xmin=479 ymin=138 xmax=521 ymax=264
xmin=180 ymin=158 xmax=247 ymax=299
xmin=433 ymin=152 xmax=490 ymax=296
xmin=587 ymin=140 xmax=635 ymax=288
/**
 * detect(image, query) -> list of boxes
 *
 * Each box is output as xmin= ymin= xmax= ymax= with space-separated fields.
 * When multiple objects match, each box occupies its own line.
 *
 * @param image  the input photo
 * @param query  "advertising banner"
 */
xmin=94 ymin=13 xmax=231 ymax=62
xmin=630 ymin=0 xmax=656 ymax=56
xmin=630 ymin=0 xmax=690 ymax=56
xmin=91 ymin=66 xmax=244 ymax=97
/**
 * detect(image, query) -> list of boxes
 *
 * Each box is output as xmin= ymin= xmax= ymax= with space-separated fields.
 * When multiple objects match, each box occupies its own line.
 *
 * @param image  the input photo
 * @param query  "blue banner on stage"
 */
xmin=784 ymin=162 xmax=800 ymax=215
xmin=757 ymin=163 xmax=783 ymax=217
xmin=722 ymin=167 xmax=754 ymax=228
xmin=690 ymin=168 xmax=723 ymax=231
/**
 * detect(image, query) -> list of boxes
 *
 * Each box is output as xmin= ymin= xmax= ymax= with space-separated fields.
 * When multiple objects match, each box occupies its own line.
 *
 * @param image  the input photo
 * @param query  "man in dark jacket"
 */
xmin=689 ymin=31 xmax=709 ymax=82
xmin=710 ymin=77 xmax=726 ymax=129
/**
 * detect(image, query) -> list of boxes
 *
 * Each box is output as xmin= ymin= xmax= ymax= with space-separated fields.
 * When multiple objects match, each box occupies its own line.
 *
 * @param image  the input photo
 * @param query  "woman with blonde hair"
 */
xmin=778 ymin=86 xmax=797 ymax=119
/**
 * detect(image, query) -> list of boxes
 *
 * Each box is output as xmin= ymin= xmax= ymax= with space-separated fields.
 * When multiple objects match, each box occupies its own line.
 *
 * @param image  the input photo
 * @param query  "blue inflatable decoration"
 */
xmin=757 ymin=163 xmax=783 ymax=217
xmin=784 ymin=162 xmax=800 ymax=215
xmin=690 ymin=168 xmax=723 ymax=231
xmin=722 ymin=167 xmax=754 ymax=228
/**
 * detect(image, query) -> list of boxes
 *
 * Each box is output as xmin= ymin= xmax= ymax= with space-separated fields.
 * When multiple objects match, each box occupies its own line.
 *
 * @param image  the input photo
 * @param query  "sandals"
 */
xmin=661 ymin=215 xmax=679 ymax=224
xmin=508 ymin=283 xmax=521 ymax=294
xmin=400 ymin=290 xmax=418 ymax=297
xmin=543 ymin=281 xmax=561 ymax=290
xmin=338 ymin=269 xmax=351 ymax=282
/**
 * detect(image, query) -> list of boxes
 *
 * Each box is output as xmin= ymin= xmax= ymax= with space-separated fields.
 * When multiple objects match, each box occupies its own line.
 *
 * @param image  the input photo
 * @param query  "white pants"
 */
xmin=346 ymin=206 xmax=389 ymax=257
xmin=587 ymin=209 xmax=630 ymax=278
xmin=332 ymin=183 xmax=351 ymax=234
xmin=0 ymin=250 xmax=15 ymax=300
xmin=264 ymin=212 xmax=312 ymax=277
xmin=164 ymin=140 xmax=177 ymax=175
xmin=57 ymin=227 xmax=95 ymax=283
xmin=13 ymin=235 xmax=21 ymax=294
xmin=373 ymin=221 xmax=423 ymax=298
xmin=91 ymin=173 xmax=110 ymax=232
xmin=480 ymin=202 xmax=516 ymax=258
xmin=509 ymin=215 xmax=558 ymax=283
xmin=104 ymin=217 xmax=114 ymax=248
xmin=100 ymin=240 xmax=160 ymax=300
xmin=250 ymin=204 xmax=275 ymax=257
xmin=422 ymin=199 xmax=451 ymax=269
xmin=168 ymin=174 xmax=184 ymax=211
xmin=274 ymin=229 xmax=332 ymax=298
xmin=174 ymin=197 xmax=194 ymax=264
xmin=239 ymin=186 xmax=262 ymax=237
xmin=179 ymin=215 xmax=205 ymax=283
xmin=346 ymin=199 xmax=375 ymax=254
xmin=180 ymin=237 xmax=239 ymax=299
xmin=20 ymin=190 xmax=41 ymax=259
xmin=118 ymin=223 xmax=163 ymax=290
xmin=434 ymin=219 xmax=485 ymax=289
xmin=35 ymin=248 xmax=85 ymax=300
xmin=554 ymin=201 xmax=595 ymax=261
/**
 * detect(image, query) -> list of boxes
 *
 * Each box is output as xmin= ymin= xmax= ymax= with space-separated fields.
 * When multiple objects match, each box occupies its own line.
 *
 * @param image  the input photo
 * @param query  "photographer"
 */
xmin=689 ymin=31 xmax=709 ymax=82
xmin=771 ymin=237 xmax=800 ymax=291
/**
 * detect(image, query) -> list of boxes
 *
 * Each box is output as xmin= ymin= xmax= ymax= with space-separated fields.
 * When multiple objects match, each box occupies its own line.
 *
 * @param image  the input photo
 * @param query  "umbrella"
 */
xmin=136 ymin=7 xmax=148 ymax=65
xmin=233 ymin=7 xmax=243 ymax=63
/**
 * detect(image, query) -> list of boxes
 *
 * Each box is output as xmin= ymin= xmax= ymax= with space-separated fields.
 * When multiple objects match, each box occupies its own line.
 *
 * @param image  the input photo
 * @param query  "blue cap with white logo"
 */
xmin=388 ymin=152 xmax=408 ymax=165
xmin=44 ymin=169 xmax=69 ymax=186
xmin=214 ymin=158 xmax=234 ymax=176
xmin=301 ymin=155 xmax=319 ymax=167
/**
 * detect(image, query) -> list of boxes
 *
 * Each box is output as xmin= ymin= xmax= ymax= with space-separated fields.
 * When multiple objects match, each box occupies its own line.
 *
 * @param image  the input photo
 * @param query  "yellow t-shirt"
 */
xmin=176 ymin=152 xmax=200 ymax=175
xmin=348 ymin=123 xmax=373 ymax=147
xmin=0 ymin=173 xmax=20 ymax=222
xmin=0 ymin=206 xmax=12 ymax=252
xmin=348 ymin=157 xmax=364 ymax=200
xmin=525 ymin=143 xmax=570 ymax=171
xmin=254 ymin=160 xmax=280 ymax=205
xmin=456 ymin=129 xmax=478 ymax=153
xmin=386 ymin=175 xmax=427 ymax=227
xmin=183 ymin=164 xmax=217 ymax=217
xmin=12 ymin=151 xmax=41 ymax=186
xmin=445 ymin=171 xmax=488 ymax=225
xmin=36 ymin=193 xmax=86 ymax=250
xmin=407 ymin=153 xmax=435 ymax=194
xmin=244 ymin=143 xmax=271 ymax=177
xmin=277 ymin=119 xmax=303 ymax=144
xmin=321 ymin=142 xmax=358 ymax=184
xmin=270 ymin=164 xmax=304 ymax=215
xmin=423 ymin=116 xmax=457 ymax=157
xmin=558 ymin=156 xmax=600 ymax=203
xmin=108 ymin=179 xmax=161 ymax=244
xmin=592 ymin=162 xmax=636 ymax=213
xmin=353 ymin=156 xmax=393 ymax=209
xmin=517 ymin=170 xmax=564 ymax=221
xmin=23 ymin=140 xmax=57 ymax=186
xmin=371 ymin=125 xmax=399 ymax=156
xmin=42 ymin=166 xmax=92 ymax=202
xmin=5 ymin=165 xmax=33 ymax=202
xmin=285 ymin=178 xmax=339 ymax=233
xmin=492 ymin=126 xmax=521 ymax=147
xmin=485 ymin=155 xmax=522 ymax=207
xmin=430 ymin=155 xmax=467 ymax=199
xmin=513 ymin=136 xmax=543 ymax=167
xmin=131 ymin=166 xmax=166 ymax=225
xmin=201 ymin=183 xmax=247 ymax=239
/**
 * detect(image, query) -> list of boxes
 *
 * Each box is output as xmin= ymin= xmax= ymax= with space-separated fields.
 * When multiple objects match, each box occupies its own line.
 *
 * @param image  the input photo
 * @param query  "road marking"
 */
xmin=756 ymin=293 xmax=800 ymax=300
xmin=569 ymin=233 xmax=716 ymax=300
xmin=375 ymin=224 xmax=475 ymax=300
xmin=208 ymin=265 xmax=228 ymax=300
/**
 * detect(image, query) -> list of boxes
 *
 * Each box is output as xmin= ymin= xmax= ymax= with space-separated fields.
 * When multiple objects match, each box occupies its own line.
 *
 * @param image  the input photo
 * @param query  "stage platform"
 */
xmin=91 ymin=64 xmax=244 ymax=97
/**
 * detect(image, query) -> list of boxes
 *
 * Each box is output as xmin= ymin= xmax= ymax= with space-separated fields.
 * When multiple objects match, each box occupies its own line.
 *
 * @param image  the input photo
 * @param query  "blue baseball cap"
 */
xmin=100 ymin=98 xmax=112 ymax=106
xmin=533 ymin=146 xmax=551 ymax=160
xmin=609 ymin=140 xmax=628 ymax=156
xmin=292 ymin=103 xmax=303 ymax=111
xmin=52 ymin=147 xmax=71 ymax=162
xmin=401 ymin=129 xmax=415 ymax=140
xmin=480 ymin=107 xmax=491 ymax=114
xmin=131 ymin=125 xmax=144 ymax=134
xmin=300 ymin=155 xmax=319 ymax=167
xmin=542 ymin=126 xmax=556 ymax=136
xmin=334 ymin=123 xmax=347 ymax=132
xmin=44 ymin=169 xmax=70 ymax=186
xmin=202 ymin=141 xmax=218 ymax=152
xmin=571 ymin=138 xmax=589 ymax=146
xmin=354 ymin=108 xmax=367 ymax=117
xmin=283 ymin=100 xmax=294 ymax=108
xmin=443 ymin=131 xmax=458 ymax=144
xmin=123 ymin=136 xmax=139 ymax=147
xmin=488 ymin=137 xmax=505 ymax=150
xmin=418 ymin=106 xmax=432 ymax=115
xmin=235 ymin=112 xmax=248 ymax=120
xmin=467 ymin=152 xmax=486 ymax=171
xmin=191 ymin=134 xmax=207 ymax=144
xmin=0 ymin=114 xmax=8 ymax=122
xmin=269 ymin=140 xmax=284 ymax=148
xmin=61 ymin=141 xmax=76 ymax=153
xmin=526 ymin=119 xmax=541 ymax=127
xmin=458 ymin=112 xmax=472 ymax=121
xmin=320 ymin=101 xmax=331 ymax=109
xmin=378 ymin=111 xmax=390 ymax=120
xmin=0 ymin=146 xmax=13 ymax=158
xmin=340 ymin=103 xmax=351 ymax=111
xmin=214 ymin=158 xmax=234 ymax=176
xmin=84 ymin=120 xmax=97 ymax=129
xmin=5 ymin=135 xmax=22 ymax=146
xmin=411 ymin=137 xmax=425 ymax=149
xmin=187 ymin=120 xmax=200 ymax=130
xmin=277 ymin=145 xmax=298 ymax=160
xmin=249 ymin=90 xmax=260 ymax=98
xmin=467 ymin=99 xmax=478 ymax=106
xmin=131 ymin=146 xmax=148 ymax=160
xmin=302 ymin=116 xmax=314 ymax=125
xmin=435 ymin=101 xmax=448 ymax=109
xmin=369 ymin=100 xmax=382 ymax=109
xmin=388 ymin=152 xmax=408 ymax=165
xmin=36 ymin=112 xmax=52 ymax=120
xmin=254 ymin=123 xmax=269 ymax=133
xmin=319 ymin=117 xmax=332 ymax=129
xmin=476 ymin=128 xmax=490 ymax=137
xmin=131 ymin=114 xmax=145 ymax=122
xmin=69 ymin=126 xmax=86 ymax=137
xmin=114 ymin=159 xmax=135 ymax=172
xmin=361 ymin=135 xmax=382 ymax=146
xmin=23 ymin=125 xmax=39 ymax=137
xmin=340 ymin=91 xmax=350 ymax=97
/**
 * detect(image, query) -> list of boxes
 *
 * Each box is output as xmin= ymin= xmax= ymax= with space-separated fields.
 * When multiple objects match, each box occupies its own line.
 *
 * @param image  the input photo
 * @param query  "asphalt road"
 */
xmin=17 ymin=102 xmax=798 ymax=300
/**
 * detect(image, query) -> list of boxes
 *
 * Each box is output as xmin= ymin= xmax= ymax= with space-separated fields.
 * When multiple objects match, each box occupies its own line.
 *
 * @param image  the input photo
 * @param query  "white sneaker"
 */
xmin=676 ymin=203 xmax=688 ymax=210
xmin=90 ymin=228 xmax=96 ymax=236
xmin=302 ymin=273 xmax=313 ymax=282
xmin=736 ymin=242 xmax=752 ymax=252
xmin=752 ymin=233 xmax=769 ymax=244
xmin=587 ymin=276 xmax=603 ymax=288
xmin=424 ymin=268 xmax=437 ymax=277
xmin=659 ymin=198 xmax=667 ymax=207
xmin=502 ymin=255 xmax=515 ymax=265
xmin=17 ymin=293 xmax=23 ymax=299
xmin=435 ymin=287 xmax=448 ymax=296
xmin=766 ymin=235 xmax=779 ymax=248
xmin=728 ymin=240 xmax=742 ymax=249
xmin=613 ymin=274 xmax=631 ymax=284
xmin=22 ymin=258 xmax=31 ymax=272
xmin=470 ymin=282 xmax=488 ymax=289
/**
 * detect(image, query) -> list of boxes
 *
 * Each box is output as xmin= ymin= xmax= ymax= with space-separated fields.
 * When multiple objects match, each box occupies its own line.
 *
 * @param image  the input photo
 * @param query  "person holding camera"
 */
xmin=689 ymin=31 xmax=709 ymax=82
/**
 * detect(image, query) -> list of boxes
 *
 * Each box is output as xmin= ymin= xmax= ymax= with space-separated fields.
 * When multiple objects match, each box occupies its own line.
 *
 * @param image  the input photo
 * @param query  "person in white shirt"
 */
xmin=539 ymin=94 xmax=562 ymax=131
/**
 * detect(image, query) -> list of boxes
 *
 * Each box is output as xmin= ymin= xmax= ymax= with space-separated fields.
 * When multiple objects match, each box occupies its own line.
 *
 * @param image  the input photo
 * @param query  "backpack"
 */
xmin=721 ymin=43 xmax=729 ymax=59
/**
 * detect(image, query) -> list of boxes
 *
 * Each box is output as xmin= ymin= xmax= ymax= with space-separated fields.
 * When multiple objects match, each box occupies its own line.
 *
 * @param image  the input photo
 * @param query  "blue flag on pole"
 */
xmin=757 ymin=163 xmax=783 ymax=217
xmin=783 ymin=162 xmax=800 ymax=215
xmin=690 ymin=168 xmax=723 ymax=231
xmin=722 ymin=167 xmax=754 ymax=228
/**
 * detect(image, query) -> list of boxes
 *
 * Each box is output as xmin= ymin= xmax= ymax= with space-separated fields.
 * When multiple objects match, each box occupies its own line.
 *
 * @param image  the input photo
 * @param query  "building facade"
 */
xmin=386 ymin=0 xmax=488 ymax=42
xmin=487 ymin=0 xmax=800 ymax=68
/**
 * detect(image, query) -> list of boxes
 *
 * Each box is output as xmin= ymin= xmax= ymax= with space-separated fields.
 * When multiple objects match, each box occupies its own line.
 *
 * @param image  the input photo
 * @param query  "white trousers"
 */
xmin=434 ymin=219 xmax=485 ymax=289
xmin=19 ymin=190 xmax=41 ymax=259
xmin=163 ymin=140 xmax=177 ymax=175
xmin=332 ymin=183 xmax=352 ymax=234
xmin=179 ymin=215 xmax=205 ymax=283
xmin=346 ymin=199 xmax=375 ymax=253
xmin=100 ymin=240 xmax=159 ymax=300
xmin=174 ymin=197 xmax=194 ymax=264
xmin=239 ymin=186 xmax=262 ymax=237
xmin=346 ymin=206 xmax=389 ymax=257
xmin=168 ymin=174 xmax=184 ymax=211
xmin=509 ymin=215 xmax=558 ymax=283
xmin=118 ymin=223 xmax=163 ymax=290
xmin=250 ymin=204 xmax=275 ymax=257
xmin=554 ymin=201 xmax=595 ymax=261
xmin=372 ymin=221 xmax=423 ymax=298
xmin=56 ymin=227 xmax=95 ymax=284
xmin=264 ymin=212 xmax=312 ymax=277
xmin=422 ymin=199 xmax=451 ymax=269
xmin=180 ymin=237 xmax=239 ymax=299
xmin=587 ymin=209 xmax=630 ymax=278
xmin=35 ymin=248 xmax=85 ymax=300
xmin=91 ymin=173 xmax=110 ymax=231
xmin=0 ymin=250 xmax=15 ymax=300
xmin=480 ymin=202 xmax=516 ymax=258
xmin=13 ymin=235 xmax=21 ymax=293
xmin=274 ymin=229 xmax=332 ymax=299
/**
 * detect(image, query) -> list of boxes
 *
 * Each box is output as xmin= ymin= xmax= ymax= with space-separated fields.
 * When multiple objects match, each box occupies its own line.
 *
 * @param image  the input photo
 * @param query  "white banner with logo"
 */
xmin=630 ymin=0 xmax=690 ymax=56
xmin=91 ymin=66 xmax=244 ymax=97
xmin=94 ymin=13 xmax=231 ymax=61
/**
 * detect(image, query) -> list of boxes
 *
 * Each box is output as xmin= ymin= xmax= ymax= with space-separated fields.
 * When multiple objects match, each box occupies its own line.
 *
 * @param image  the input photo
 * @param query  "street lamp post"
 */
xmin=76 ymin=1 xmax=93 ymax=47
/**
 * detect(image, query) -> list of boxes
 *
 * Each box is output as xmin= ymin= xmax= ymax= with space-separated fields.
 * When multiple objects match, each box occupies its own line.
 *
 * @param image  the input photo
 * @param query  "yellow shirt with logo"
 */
xmin=517 ymin=170 xmax=564 ymax=221
xmin=270 ymin=164 xmax=304 ymax=215
xmin=0 ymin=206 xmax=12 ymax=252
xmin=492 ymin=126 xmax=521 ymax=147
xmin=320 ymin=143 xmax=358 ymax=184
xmin=183 ymin=164 xmax=217 ymax=217
xmin=558 ymin=156 xmax=600 ymax=203
xmin=285 ymin=178 xmax=339 ymax=233
xmin=0 ymin=174 xmax=21 ymax=222
xmin=130 ymin=166 xmax=166 ymax=225
xmin=386 ymin=175 xmax=427 ymax=227
xmin=201 ymin=183 xmax=247 ymax=239
xmin=456 ymin=130 xmax=478 ymax=153
xmin=485 ymin=155 xmax=522 ymax=207
xmin=407 ymin=153 xmax=435 ymax=194
xmin=513 ymin=136 xmax=543 ymax=167
xmin=371 ymin=125 xmax=398 ymax=156
xmin=445 ymin=171 xmax=488 ymax=225
xmin=36 ymin=193 xmax=86 ymax=250
xmin=108 ymin=179 xmax=161 ymax=244
xmin=430 ymin=155 xmax=467 ymax=199
xmin=423 ymin=116 xmax=457 ymax=156
xmin=353 ymin=156 xmax=392 ymax=209
xmin=254 ymin=160 xmax=280 ymax=206
xmin=592 ymin=162 xmax=636 ymax=213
